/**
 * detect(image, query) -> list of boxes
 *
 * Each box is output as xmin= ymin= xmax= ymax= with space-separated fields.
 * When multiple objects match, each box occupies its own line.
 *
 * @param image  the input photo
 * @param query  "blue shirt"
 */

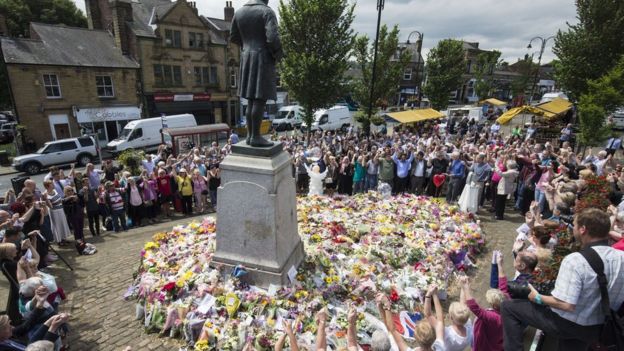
xmin=450 ymin=159 xmax=465 ymax=177
xmin=606 ymin=137 xmax=622 ymax=150
xmin=392 ymin=152 xmax=414 ymax=178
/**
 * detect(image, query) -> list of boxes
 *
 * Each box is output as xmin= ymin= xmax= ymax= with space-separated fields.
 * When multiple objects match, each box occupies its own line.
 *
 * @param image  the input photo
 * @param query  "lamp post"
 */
xmin=367 ymin=0 xmax=384 ymax=135
xmin=527 ymin=35 xmax=555 ymax=104
xmin=407 ymin=30 xmax=424 ymax=108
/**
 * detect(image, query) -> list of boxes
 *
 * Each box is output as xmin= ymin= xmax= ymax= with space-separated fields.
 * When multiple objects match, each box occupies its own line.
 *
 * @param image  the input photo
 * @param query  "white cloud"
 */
xmin=72 ymin=0 xmax=577 ymax=63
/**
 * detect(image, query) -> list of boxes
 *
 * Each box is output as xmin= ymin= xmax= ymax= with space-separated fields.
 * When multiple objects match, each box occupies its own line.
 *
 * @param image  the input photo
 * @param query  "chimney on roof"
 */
xmin=224 ymin=1 xmax=234 ymax=23
xmin=111 ymin=0 xmax=133 ymax=55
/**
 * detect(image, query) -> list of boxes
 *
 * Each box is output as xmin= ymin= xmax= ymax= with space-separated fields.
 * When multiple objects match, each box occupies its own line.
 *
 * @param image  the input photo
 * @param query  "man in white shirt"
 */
xmin=142 ymin=146 xmax=164 ymax=175
xmin=583 ymin=149 xmax=611 ymax=176
xmin=410 ymin=151 xmax=427 ymax=195
xmin=502 ymin=208 xmax=624 ymax=350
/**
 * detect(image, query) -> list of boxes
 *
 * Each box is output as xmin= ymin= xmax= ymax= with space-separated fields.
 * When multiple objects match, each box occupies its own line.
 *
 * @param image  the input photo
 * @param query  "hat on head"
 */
xmin=179 ymin=168 xmax=187 ymax=173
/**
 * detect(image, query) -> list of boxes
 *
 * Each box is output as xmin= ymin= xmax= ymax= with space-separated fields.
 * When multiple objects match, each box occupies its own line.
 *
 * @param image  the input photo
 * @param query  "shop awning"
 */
xmin=534 ymin=98 xmax=573 ymax=119
xmin=385 ymin=108 xmax=445 ymax=124
xmin=496 ymin=106 xmax=546 ymax=125
xmin=479 ymin=98 xmax=507 ymax=106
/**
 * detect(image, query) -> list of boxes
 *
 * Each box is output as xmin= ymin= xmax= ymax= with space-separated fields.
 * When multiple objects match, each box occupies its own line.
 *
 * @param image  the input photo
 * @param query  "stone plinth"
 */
xmin=212 ymin=147 xmax=304 ymax=287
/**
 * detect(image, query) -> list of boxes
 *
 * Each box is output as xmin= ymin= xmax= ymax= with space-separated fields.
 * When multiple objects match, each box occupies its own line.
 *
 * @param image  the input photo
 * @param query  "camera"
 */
xmin=507 ymin=281 xmax=531 ymax=299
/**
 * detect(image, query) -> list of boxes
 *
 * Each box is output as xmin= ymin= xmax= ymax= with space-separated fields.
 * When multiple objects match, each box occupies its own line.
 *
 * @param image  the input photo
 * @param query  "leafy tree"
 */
xmin=577 ymin=56 xmax=624 ymax=146
xmin=474 ymin=50 xmax=502 ymax=100
xmin=351 ymin=25 xmax=410 ymax=135
xmin=0 ymin=0 xmax=87 ymax=37
xmin=510 ymin=55 xmax=538 ymax=102
xmin=422 ymin=39 xmax=465 ymax=111
xmin=553 ymin=0 xmax=624 ymax=101
xmin=278 ymin=0 xmax=355 ymax=138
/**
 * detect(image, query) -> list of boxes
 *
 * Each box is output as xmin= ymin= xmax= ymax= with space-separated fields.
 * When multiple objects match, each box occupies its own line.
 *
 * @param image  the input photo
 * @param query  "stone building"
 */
xmin=85 ymin=0 xmax=240 ymax=126
xmin=395 ymin=40 xmax=425 ymax=107
xmin=0 ymin=23 xmax=141 ymax=146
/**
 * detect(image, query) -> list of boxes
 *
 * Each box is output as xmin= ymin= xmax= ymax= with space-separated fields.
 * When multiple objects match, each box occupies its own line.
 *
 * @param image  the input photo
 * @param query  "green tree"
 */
xmin=0 ymin=0 xmax=87 ymax=37
xmin=577 ymin=56 xmax=624 ymax=146
xmin=278 ymin=0 xmax=355 ymax=138
xmin=553 ymin=0 xmax=624 ymax=101
xmin=510 ymin=55 xmax=538 ymax=102
xmin=474 ymin=50 xmax=502 ymax=100
xmin=422 ymin=39 xmax=465 ymax=111
xmin=351 ymin=25 xmax=410 ymax=134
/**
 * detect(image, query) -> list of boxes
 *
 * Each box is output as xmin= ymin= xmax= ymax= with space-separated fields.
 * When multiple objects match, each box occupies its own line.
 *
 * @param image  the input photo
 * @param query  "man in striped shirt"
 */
xmin=105 ymin=181 xmax=127 ymax=232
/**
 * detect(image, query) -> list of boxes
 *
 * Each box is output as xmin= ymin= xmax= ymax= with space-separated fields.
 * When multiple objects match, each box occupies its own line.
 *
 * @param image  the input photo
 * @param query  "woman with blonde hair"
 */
xmin=42 ymin=180 xmax=70 ymax=246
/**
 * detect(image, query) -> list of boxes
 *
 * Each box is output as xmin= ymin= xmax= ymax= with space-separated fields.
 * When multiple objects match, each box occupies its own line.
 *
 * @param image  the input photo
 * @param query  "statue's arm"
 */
xmin=229 ymin=15 xmax=242 ymax=46
xmin=265 ymin=10 xmax=283 ymax=61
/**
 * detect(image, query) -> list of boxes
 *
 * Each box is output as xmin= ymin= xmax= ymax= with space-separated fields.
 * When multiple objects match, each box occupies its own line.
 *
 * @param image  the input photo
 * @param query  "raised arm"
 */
xmin=315 ymin=308 xmax=327 ymax=351
xmin=377 ymin=293 xmax=409 ymax=351
xmin=347 ymin=307 xmax=358 ymax=351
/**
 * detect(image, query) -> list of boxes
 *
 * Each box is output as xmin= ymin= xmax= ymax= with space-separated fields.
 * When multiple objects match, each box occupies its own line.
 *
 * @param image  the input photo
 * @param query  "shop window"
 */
xmin=43 ymin=74 xmax=61 ymax=98
xmin=164 ymin=29 xmax=181 ymax=48
xmin=96 ymin=75 xmax=114 ymax=97
xmin=189 ymin=32 xmax=204 ymax=48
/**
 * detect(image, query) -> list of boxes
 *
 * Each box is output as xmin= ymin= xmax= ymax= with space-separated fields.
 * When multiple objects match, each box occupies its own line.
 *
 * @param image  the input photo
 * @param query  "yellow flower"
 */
xmin=144 ymin=241 xmax=159 ymax=251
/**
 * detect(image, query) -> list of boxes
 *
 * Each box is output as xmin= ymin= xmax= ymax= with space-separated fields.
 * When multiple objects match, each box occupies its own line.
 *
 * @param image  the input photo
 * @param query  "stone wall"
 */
xmin=6 ymin=64 xmax=140 ymax=145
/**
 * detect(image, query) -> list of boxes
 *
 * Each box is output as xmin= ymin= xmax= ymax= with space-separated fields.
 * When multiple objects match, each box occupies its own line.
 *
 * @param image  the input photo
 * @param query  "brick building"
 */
xmin=0 ymin=23 xmax=141 ymax=146
xmin=85 ymin=0 xmax=240 ymax=126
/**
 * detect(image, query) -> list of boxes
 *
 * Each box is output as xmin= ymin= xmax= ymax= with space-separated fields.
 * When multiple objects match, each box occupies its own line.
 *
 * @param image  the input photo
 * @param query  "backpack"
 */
xmin=581 ymin=247 xmax=624 ymax=351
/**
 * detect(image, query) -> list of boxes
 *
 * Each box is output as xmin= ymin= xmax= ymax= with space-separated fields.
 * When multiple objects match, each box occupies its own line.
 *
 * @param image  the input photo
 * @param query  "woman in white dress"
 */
xmin=43 ymin=180 xmax=71 ymax=245
xmin=305 ymin=163 xmax=328 ymax=196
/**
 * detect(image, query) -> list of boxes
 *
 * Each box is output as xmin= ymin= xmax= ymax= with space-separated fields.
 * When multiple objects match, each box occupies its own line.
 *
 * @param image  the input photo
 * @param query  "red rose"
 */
xmin=389 ymin=288 xmax=400 ymax=302
xmin=162 ymin=282 xmax=176 ymax=292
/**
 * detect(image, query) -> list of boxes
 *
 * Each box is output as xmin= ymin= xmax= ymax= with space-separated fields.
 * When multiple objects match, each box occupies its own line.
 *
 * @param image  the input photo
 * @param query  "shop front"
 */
xmin=146 ymin=93 xmax=228 ymax=126
xmin=75 ymin=105 xmax=142 ymax=144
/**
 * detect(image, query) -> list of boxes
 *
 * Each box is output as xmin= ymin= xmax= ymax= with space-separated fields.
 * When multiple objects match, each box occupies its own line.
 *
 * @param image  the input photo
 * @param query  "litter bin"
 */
xmin=0 ymin=150 xmax=9 ymax=166
xmin=11 ymin=176 xmax=29 ymax=194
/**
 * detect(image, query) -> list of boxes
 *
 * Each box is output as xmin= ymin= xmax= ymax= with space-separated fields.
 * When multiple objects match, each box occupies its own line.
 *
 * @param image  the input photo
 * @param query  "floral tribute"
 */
xmin=576 ymin=175 xmax=610 ymax=213
xmin=127 ymin=193 xmax=485 ymax=350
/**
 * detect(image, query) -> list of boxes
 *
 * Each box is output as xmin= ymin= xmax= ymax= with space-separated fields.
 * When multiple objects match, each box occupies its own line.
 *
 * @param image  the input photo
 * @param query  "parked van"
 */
xmin=272 ymin=105 xmax=303 ymax=131
xmin=612 ymin=107 xmax=624 ymax=130
xmin=106 ymin=114 xmax=196 ymax=154
xmin=540 ymin=92 xmax=569 ymax=104
xmin=445 ymin=106 xmax=486 ymax=123
xmin=301 ymin=106 xmax=351 ymax=132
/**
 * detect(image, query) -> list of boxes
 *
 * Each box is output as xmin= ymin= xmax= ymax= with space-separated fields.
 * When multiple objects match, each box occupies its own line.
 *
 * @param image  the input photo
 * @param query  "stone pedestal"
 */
xmin=212 ymin=143 xmax=305 ymax=287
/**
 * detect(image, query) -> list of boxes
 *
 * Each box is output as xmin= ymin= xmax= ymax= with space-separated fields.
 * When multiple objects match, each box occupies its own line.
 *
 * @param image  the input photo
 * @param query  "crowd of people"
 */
xmin=2 ymin=114 xmax=624 ymax=350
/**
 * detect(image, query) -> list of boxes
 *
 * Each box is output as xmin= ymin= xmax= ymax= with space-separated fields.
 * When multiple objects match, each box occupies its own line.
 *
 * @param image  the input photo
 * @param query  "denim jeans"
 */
xmin=111 ymin=209 xmax=127 ymax=232
xmin=534 ymin=188 xmax=546 ymax=213
xmin=365 ymin=173 xmax=378 ymax=191
xmin=490 ymin=263 xmax=499 ymax=289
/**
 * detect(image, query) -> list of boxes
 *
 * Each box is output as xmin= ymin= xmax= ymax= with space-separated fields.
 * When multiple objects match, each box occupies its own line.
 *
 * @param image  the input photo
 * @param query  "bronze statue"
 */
xmin=230 ymin=0 xmax=282 ymax=147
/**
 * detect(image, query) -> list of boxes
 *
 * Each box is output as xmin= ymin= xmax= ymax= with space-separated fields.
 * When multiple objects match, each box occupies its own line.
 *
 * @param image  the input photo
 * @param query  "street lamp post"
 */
xmin=527 ymin=35 xmax=555 ymax=104
xmin=367 ymin=0 xmax=384 ymax=135
xmin=407 ymin=30 xmax=424 ymax=108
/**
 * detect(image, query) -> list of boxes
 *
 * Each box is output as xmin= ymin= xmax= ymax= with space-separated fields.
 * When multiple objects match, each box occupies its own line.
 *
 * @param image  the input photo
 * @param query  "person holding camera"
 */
xmin=502 ymin=208 xmax=624 ymax=350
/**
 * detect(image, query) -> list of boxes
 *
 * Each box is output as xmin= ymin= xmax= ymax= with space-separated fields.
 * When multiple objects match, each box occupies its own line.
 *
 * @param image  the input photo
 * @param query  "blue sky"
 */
xmin=71 ymin=0 xmax=578 ymax=63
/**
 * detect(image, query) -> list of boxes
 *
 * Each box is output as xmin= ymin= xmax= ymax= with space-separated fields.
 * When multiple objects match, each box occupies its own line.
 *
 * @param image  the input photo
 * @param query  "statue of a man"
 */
xmin=230 ymin=0 xmax=282 ymax=147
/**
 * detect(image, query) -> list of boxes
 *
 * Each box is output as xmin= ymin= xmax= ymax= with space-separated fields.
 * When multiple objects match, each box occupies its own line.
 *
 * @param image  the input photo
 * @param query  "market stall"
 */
xmin=385 ymin=108 xmax=445 ymax=124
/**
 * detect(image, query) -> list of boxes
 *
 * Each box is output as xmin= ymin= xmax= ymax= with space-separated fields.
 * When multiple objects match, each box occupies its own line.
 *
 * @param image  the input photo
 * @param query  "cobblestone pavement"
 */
xmin=1 ymin=207 xmax=522 ymax=351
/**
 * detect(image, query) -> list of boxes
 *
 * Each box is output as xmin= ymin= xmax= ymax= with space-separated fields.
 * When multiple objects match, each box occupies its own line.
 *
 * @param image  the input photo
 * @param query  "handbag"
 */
xmin=581 ymin=247 xmax=624 ymax=351
xmin=325 ymin=177 xmax=333 ymax=184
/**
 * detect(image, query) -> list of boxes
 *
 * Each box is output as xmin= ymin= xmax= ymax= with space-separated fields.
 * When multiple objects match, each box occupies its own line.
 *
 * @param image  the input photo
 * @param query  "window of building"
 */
xmin=229 ymin=68 xmax=237 ymax=88
xmin=466 ymin=60 xmax=472 ymax=74
xmin=43 ymin=74 xmax=61 ymax=98
xmin=164 ymin=29 xmax=181 ymax=48
xmin=189 ymin=32 xmax=204 ymax=48
xmin=210 ymin=67 xmax=218 ymax=85
xmin=403 ymin=68 xmax=412 ymax=80
xmin=194 ymin=67 xmax=208 ymax=85
xmin=95 ymin=75 xmax=114 ymax=97
xmin=154 ymin=64 xmax=183 ymax=86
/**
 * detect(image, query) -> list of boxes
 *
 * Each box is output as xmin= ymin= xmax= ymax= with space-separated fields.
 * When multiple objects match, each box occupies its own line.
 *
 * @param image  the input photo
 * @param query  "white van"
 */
xmin=612 ymin=107 xmax=624 ymax=130
xmin=272 ymin=105 xmax=303 ymax=131
xmin=302 ymin=106 xmax=351 ymax=132
xmin=540 ymin=92 xmax=569 ymax=104
xmin=446 ymin=106 xmax=486 ymax=123
xmin=106 ymin=114 xmax=196 ymax=154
